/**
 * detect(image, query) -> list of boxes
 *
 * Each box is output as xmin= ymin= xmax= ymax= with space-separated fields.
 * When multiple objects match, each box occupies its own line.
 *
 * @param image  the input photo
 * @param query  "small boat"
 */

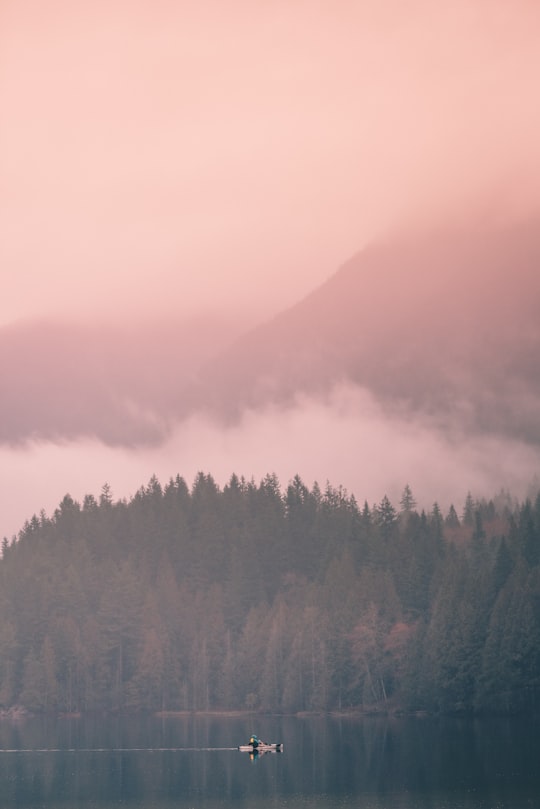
xmin=238 ymin=742 xmax=283 ymax=753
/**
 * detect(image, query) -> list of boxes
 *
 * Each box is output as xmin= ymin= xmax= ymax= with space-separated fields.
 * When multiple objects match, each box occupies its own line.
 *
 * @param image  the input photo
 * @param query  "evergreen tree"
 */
xmin=445 ymin=503 xmax=460 ymax=528
xmin=376 ymin=495 xmax=397 ymax=540
xmin=518 ymin=500 xmax=539 ymax=567
xmin=0 ymin=618 xmax=17 ymax=706
xmin=0 ymin=472 xmax=539 ymax=715
xmin=463 ymin=492 xmax=476 ymax=526
xmin=399 ymin=484 xmax=417 ymax=514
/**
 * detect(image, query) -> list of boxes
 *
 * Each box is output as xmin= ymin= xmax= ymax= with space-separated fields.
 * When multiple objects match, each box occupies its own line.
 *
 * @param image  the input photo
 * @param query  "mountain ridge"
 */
xmin=199 ymin=220 xmax=540 ymax=444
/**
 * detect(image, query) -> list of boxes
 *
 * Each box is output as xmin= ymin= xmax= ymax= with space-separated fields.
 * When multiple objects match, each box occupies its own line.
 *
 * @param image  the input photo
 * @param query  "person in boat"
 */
xmin=249 ymin=734 xmax=267 ymax=749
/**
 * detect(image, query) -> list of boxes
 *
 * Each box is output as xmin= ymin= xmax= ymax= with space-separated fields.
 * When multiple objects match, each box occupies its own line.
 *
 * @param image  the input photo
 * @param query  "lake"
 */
xmin=0 ymin=713 xmax=538 ymax=808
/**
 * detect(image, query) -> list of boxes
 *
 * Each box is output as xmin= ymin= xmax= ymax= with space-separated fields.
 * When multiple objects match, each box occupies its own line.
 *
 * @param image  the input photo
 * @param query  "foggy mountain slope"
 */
xmin=1 ymin=221 xmax=538 ymax=452
xmin=201 ymin=221 xmax=540 ymax=444
xmin=0 ymin=316 xmax=243 ymax=447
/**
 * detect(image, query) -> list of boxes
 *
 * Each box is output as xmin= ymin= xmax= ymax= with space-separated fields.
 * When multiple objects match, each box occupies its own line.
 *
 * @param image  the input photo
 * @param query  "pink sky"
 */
xmin=1 ymin=0 xmax=540 ymax=536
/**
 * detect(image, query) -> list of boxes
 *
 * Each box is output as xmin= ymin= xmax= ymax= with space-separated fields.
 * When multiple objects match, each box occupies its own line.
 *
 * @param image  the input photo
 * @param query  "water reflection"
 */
xmin=0 ymin=714 xmax=538 ymax=808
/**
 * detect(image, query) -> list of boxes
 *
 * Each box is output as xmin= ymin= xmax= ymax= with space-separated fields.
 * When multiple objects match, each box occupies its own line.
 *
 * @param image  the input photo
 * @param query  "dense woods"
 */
xmin=1 ymin=473 xmax=539 ymax=716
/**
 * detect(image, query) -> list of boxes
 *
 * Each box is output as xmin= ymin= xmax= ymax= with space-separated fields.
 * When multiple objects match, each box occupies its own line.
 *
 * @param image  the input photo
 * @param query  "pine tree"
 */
xmin=445 ymin=504 xmax=460 ymax=528
xmin=376 ymin=494 xmax=397 ymax=541
xmin=463 ymin=492 xmax=475 ymax=526
xmin=400 ymin=484 xmax=417 ymax=514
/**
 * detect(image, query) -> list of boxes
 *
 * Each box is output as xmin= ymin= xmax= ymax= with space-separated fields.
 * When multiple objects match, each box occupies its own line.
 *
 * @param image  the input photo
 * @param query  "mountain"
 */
xmin=200 ymin=220 xmax=540 ymax=445
xmin=0 ymin=315 xmax=244 ymax=447
xmin=1 ymin=221 xmax=538 ymax=450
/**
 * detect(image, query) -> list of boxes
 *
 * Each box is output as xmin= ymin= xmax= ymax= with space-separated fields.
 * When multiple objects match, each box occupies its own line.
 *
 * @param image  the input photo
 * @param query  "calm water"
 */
xmin=0 ymin=713 xmax=538 ymax=808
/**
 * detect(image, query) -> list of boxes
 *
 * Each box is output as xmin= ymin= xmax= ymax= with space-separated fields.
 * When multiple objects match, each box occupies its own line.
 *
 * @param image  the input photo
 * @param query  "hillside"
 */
xmin=1 ymin=222 xmax=538 ymax=451
xmin=201 ymin=221 xmax=540 ymax=444
xmin=1 ymin=475 xmax=539 ymax=716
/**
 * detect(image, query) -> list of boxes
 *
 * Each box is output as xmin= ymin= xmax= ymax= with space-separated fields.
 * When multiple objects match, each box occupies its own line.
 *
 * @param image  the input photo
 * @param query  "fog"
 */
xmin=2 ymin=0 xmax=540 ymax=324
xmin=1 ymin=0 xmax=540 ymax=536
xmin=1 ymin=383 xmax=537 ymax=539
xmin=0 ymin=316 xmax=246 ymax=447
xmin=1 ymin=218 xmax=539 ymax=536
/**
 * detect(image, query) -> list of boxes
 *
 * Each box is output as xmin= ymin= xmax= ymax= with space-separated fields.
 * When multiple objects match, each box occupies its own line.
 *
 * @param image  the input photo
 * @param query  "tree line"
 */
xmin=1 ymin=473 xmax=539 ymax=715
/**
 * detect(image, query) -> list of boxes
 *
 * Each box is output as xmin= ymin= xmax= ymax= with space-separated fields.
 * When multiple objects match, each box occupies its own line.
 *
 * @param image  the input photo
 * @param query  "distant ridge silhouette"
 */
xmin=202 ymin=220 xmax=540 ymax=445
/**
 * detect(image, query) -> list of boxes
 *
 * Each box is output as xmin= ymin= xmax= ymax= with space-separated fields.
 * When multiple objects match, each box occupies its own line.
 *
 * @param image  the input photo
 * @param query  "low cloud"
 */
xmin=194 ymin=385 xmax=540 ymax=510
xmin=2 ymin=383 xmax=538 ymax=539
xmin=2 ymin=1 xmax=540 ymax=538
xmin=1 ymin=221 xmax=539 ymax=460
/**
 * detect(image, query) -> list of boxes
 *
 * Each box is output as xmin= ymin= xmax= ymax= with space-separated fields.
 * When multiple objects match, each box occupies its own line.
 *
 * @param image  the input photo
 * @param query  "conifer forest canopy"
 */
xmin=1 ymin=472 xmax=539 ymax=716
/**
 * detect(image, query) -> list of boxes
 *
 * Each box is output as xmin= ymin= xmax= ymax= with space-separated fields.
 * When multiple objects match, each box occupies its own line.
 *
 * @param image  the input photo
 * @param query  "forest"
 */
xmin=0 ymin=472 xmax=539 ymax=716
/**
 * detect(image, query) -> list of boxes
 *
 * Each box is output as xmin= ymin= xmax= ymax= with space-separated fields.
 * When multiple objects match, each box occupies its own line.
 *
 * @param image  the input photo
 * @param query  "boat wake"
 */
xmin=0 ymin=747 xmax=241 ymax=753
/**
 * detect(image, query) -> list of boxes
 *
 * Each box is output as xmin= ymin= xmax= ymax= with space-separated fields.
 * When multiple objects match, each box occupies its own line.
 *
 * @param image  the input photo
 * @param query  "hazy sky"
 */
xmin=1 ymin=0 xmax=540 ymax=536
